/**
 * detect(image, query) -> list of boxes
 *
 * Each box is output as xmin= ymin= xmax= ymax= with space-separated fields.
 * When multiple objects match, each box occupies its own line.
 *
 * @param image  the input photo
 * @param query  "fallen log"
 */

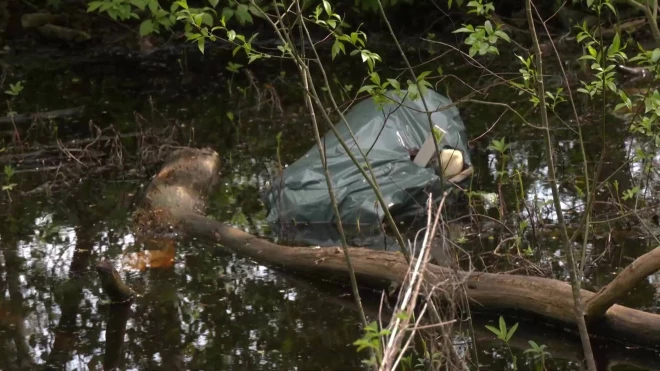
xmin=135 ymin=147 xmax=660 ymax=347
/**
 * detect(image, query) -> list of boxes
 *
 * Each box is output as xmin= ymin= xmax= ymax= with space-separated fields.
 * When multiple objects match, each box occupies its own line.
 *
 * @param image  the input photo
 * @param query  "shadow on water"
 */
xmin=0 ymin=42 xmax=659 ymax=370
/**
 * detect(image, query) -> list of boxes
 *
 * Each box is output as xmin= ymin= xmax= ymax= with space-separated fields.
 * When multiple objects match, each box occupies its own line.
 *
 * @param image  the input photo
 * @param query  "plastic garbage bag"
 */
xmin=262 ymin=89 xmax=472 ymax=243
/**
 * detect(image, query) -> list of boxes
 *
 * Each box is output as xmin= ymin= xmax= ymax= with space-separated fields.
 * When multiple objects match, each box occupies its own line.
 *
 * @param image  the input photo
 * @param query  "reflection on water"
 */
xmin=1 ymin=181 xmax=658 ymax=370
xmin=0 ymin=189 xmax=366 ymax=370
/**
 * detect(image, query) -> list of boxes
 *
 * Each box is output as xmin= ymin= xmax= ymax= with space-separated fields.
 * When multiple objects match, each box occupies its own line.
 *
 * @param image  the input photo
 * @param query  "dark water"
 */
xmin=0 ymin=41 xmax=659 ymax=370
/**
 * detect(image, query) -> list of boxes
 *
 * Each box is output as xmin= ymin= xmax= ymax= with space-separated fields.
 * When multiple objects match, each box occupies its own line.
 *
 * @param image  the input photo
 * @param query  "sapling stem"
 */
xmin=263 ymin=0 xmax=414 ymax=262
xmin=376 ymin=0 xmax=448 ymax=191
xmin=260 ymin=0 xmax=370 ymax=332
xmin=525 ymin=0 xmax=598 ymax=369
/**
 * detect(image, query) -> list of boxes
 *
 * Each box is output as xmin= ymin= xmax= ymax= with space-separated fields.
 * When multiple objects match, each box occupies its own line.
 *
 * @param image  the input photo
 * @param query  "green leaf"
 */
xmin=576 ymin=32 xmax=589 ymax=43
xmin=202 ymin=12 xmax=213 ymax=26
xmin=387 ymin=78 xmax=400 ymax=91
xmin=606 ymin=80 xmax=617 ymax=93
xmin=248 ymin=53 xmax=262 ymax=64
xmin=227 ymin=30 xmax=236 ymax=41
xmin=484 ymin=20 xmax=493 ymax=34
xmin=87 ymin=1 xmax=103 ymax=12
xmin=453 ymin=27 xmax=473 ymax=34
xmin=100 ymin=2 xmax=113 ymax=12
xmin=331 ymin=40 xmax=345 ymax=59
xmin=198 ymin=37 xmax=205 ymax=54
xmin=139 ymin=19 xmax=154 ymax=36
xmin=129 ymin=0 xmax=145 ymax=8
xmin=499 ymin=317 xmax=506 ymax=335
xmin=603 ymin=1 xmax=616 ymax=14
xmin=4 ymin=165 xmax=15 ymax=178
xmin=357 ymin=84 xmax=378 ymax=94
xmin=614 ymin=102 xmax=628 ymax=112
xmin=370 ymin=72 xmax=381 ymax=85
xmin=235 ymin=4 xmax=253 ymax=25
xmin=652 ymin=49 xmax=660 ymax=63
xmin=485 ymin=325 xmax=501 ymax=337
xmin=156 ymin=14 xmax=170 ymax=26
xmin=192 ymin=13 xmax=203 ymax=26
xmin=612 ymin=32 xmax=620 ymax=54
xmin=221 ymin=7 xmax=234 ymax=22
xmin=588 ymin=45 xmax=597 ymax=58
xmin=208 ymin=0 xmax=219 ymax=7
xmin=148 ymin=0 xmax=158 ymax=13
xmin=248 ymin=4 xmax=263 ymax=18
xmin=494 ymin=30 xmax=510 ymax=43
xmin=175 ymin=0 xmax=188 ymax=10
xmin=506 ymin=322 xmax=518 ymax=342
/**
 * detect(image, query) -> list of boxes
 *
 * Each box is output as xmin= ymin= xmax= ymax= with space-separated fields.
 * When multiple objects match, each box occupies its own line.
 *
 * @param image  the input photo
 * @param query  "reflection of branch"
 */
xmin=45 ymin=228 xmax=93 ymax=368
xmin=2 ymin=245 xmax=36 ymax=369
xmin=586 ymin=246 xmax=660 ymax=320
xmin=102 ymin=301 xmax=132 ymax=370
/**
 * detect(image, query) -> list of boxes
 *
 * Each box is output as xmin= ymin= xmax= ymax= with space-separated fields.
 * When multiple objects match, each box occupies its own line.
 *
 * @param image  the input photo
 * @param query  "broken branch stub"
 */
xmin=138 ymin=147 xmax=660 ymax=347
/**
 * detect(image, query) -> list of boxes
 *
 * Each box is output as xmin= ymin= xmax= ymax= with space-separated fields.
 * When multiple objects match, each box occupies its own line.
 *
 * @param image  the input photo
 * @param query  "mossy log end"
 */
xmin=137 ymin=147 xmax=660 ymax=347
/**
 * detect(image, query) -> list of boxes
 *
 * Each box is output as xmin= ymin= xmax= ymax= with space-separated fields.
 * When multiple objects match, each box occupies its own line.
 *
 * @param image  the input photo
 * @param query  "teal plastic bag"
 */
xmin=262 ymin=89 xmax=471 ymax=246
